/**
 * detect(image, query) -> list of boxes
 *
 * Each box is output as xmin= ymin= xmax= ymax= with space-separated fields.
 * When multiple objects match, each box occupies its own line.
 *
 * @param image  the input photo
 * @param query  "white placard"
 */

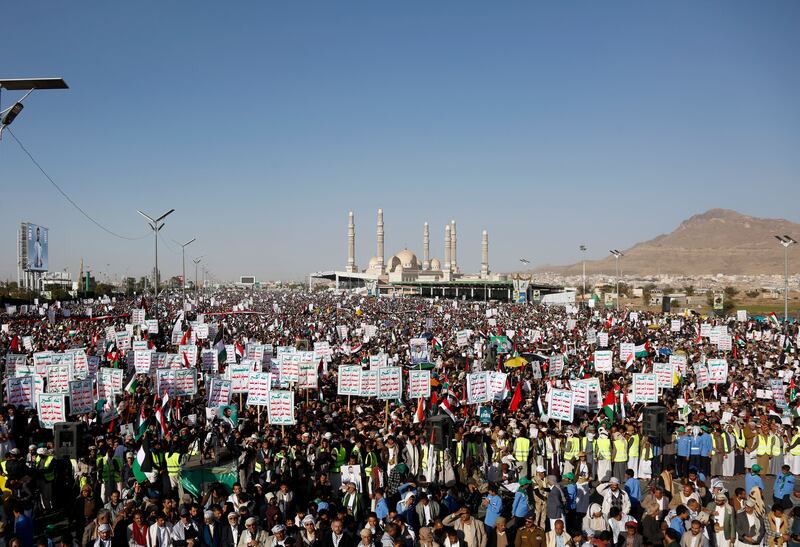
xmin=227 ymin=364 xmax=253 ymax=393
xmin=632 ymin=373 xmax=658 ymax=403
xmin=207 ymin=378 xmax=232 ymax=407
xmin=134 ymin=350 xmax=153 ymax=375
xmin=246 ymin=372 xmax=272 ymax=406
xmin=378 ymin=367 xmax=402 ymax=399
xmin=267 ymin=390 xmax=295 ymax=425
xmin=653 ymin=362 xmax=674 ymax=389
xmin=37 ymin=393 xmax=66 ymax=429
xmin=549 ymin=354 xmax=564 ymax=378
xmin=707 ymin=359 xmax=728 ymax=384
xmin=69 ymin=378 xmax=95 ymax=415
xmin=360 ymin=370 xmax=379 ymax=397
xmin=467 ymin=372 xmax=490 ymax=404
xmin=737 ymin=310 xmax=747 ymax=322
xmin=669 ymin=354 xmax=688 ymax=376
xmin=338 ymin=365 xmax=362 ymax=396
xmin=47 ymin=363 xmax=73 ymax=394
xmin=670 ymin=319 xmax=682 ymax=332
xmin=408 ymin=370 xmax=431 ymax=399
xmin=179 ymin=345 xmax=197 ymax=367
xmin=7 ymin=376 xmax=36 ymax=409
xmin=619 ymin=343 xmax=635 ymax=364
xmin=548 ymin=389 xmax=574 ymax=422
xmin=594 ymin=350 xmax=613 ymax=373
xmin=598 ymin=332 xmax=609 ymax=348
xmin=489 ymin=371 xmax=508 ymax=401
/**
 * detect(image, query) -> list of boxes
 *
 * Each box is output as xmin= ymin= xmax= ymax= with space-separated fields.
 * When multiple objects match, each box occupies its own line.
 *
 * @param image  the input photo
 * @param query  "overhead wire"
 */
xmin=5 ymin=127 xmax=151 ymax=241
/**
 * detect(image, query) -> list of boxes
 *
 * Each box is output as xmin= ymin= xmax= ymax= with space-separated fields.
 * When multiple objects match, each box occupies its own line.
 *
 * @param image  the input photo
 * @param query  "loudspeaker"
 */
xmin=642 ymin=406 xmax=667 ymax=438
xmin=426 ymin=415 xmax=453 ymax=450
xmin=662 ymin=296 xmax=671 ymax=313
xmin=54 ymin=422 xmax=86 ymax=459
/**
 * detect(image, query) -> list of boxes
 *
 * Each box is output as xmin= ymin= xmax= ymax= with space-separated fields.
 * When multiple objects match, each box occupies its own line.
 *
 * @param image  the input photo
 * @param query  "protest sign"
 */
xmin=598 ymin=332 xmax=609 ymax=347
xmin=200 ymin=349 xmax=218 ymax=371
xmin=68 ymin=378 xmax=95 ymax=415
xmin=467 ymin=372 xmax=490 ymax=404
xmin=700 ymin=323 xmax=713 ymax=338
xmin=33 ymin=351 xmax=53 ymax=374
xmin=549 ymin=354 xmax=564 ymax=378
xmin=227 ymin=364 xmax=252 ymax=393
xmin=594 ymin=350 xmax=613 ymax=373
xmin=409 ymin=339 xmax=430 ymax=364
xmin=694 ymin=364 xmax=709 ymax=389
xmin=37 ymin=393 xmax=66 ymax=429
xmin=369 ymin=354 xmax=388 ymax=369
xmin=279 ymin=354 xmax=301 ymax=384
xmin=670 ymin=319 xmax=682 ymax=332
xmin=653 ymin=362 xmax=675 ymax=389
xmin=632 ymin=373 xmax=658 ymax=403
xmin=298 ymin=356 xmax=319 ymax=390
xmin=717 ymin=335 xmax=732 ymax=352
xmin=179 ymin=345 xmax=197 ymax=367
xmin=246 ymin=372 xmax=272 ymax=406
xmin=489 ymin=372 xmax=508 ymax=401
xmin=619 ymin=343 xmax=635 ymax=364
xmin=7 ymin=376 xmax=35 ymax=409
xmin=207 ymin=378 xmax=232 ymax=407
xmin=47 ymin=363 xmax=73 ymax=394
xmin=737 ymin=310 xmax=747 ymax=322
xmin=548 ymin=389 xmax=574 ymax=422
xmin=360 ymin=370 xmax=379 ymax=397
xmin=456 ymin=330 xmax=470 ymax=347
xmin=4 ymin=354 xmax=27 ymax=377
xmin=134 ymin=350 xmax=153 ymax=375
xmin=771 ymin=379 xmax=788 ymax=409
xmin=669 ymin=354 xmax=688 ymax=377
xmin=338 ymin=366 xmax=362 ymax=396
xmin=707 ymin=359 xmax=729 ymax=384
xmin=571 ymin=379 xmax=590 ymax=408
xmin=267 ymin=390 xmax=295 ymax=425
xmin=408 ymin=370 xmax=431 ymax=399
xmin=378 ymin=367 xmax=402 ymax=399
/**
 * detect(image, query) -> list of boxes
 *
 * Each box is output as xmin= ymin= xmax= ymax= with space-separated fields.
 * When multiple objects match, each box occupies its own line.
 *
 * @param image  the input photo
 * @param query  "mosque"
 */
xmin=309 ymin=209 xmax=566 ymax=302
xmin=344 ymin=209 xmax=499 ymax=283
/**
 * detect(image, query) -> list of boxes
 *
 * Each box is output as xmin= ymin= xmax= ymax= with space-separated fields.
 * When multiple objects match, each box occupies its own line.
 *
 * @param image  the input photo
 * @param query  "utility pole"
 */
xmin=580 ymin=245 xmax=587 ymax=303
xmin=609 ymin=250 xmax=624 ymax=311
xmin=178 ymin=238 xmax=196 ymax=314
xmin=776 ymin=235 xmax=797 ymax=324
xmin=193 ymin=257 xmax=202 ymax=307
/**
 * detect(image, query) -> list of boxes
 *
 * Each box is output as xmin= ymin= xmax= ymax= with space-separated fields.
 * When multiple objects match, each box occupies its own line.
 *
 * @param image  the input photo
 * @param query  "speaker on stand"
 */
xmin=54 ymin=422 xmax=87 ymax=459
xmin=662 ymin=296 xmax=671 ymax=313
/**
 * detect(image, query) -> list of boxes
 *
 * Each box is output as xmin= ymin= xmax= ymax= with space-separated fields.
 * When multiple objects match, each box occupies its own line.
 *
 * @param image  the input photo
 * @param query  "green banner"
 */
xmin=179 ymin=460 xmax=238 ymax=499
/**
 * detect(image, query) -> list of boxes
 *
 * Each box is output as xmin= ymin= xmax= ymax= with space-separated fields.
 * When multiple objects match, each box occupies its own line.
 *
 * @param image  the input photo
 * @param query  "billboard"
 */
xmin=25 ymin=223 xmax=49 ymax=272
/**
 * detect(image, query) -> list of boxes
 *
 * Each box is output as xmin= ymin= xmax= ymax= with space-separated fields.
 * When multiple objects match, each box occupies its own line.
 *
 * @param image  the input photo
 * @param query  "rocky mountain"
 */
xmin=536 ymin=209 xmax=800 ymax=276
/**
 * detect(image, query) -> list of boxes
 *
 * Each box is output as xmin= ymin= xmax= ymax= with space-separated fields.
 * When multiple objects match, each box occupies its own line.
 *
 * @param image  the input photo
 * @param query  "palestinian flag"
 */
xmin=213 ymin=325 xmax=227 ymax=365
xmin=135 ymin=404 xmax=147 ymax=441
xmin=769 ymin=312 xmax=781 ymax=327
xmin=124 ymin=374 xmax=139 ymax=395
xmin=634 ymin=339 xmax=650 ymax=358
xmin=791 ymin=379 xmax=797 ymax=403
xmin=602 ymin=388 xmax=619 ymax=421
xmin=132 ymin=436 xmax=155 ymax=483
xmin=432 ymin=337 xmax=443 ymax=352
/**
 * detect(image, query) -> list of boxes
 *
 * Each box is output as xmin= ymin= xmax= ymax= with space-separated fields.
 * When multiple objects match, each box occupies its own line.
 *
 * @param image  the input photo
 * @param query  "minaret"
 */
xmin=377 ymin=208 xmax=385 ymax=273
xmin=481 ymin=229 xmax=490 ymax=277
xmin=346 ymin=211 xmax=357 ymax=273
xmin=444 ymin=225 xmax=452 ymax=273
xmin=450 ymin=220 xmax=458 ymax=274
xmin=422 ymin=223 xmax=430 ymax=270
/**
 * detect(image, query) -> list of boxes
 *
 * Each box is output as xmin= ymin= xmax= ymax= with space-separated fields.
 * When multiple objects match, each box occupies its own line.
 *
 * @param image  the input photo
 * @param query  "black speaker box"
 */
xmin=54 ymin=422 xmax=87 ymax=459
xmin=426 ymin=415 xmax=453 ymax=450
xmin=642 ymin=406 xmax=667 ymax=438
xmin=662 ymin=296 xmax=671 ymax=313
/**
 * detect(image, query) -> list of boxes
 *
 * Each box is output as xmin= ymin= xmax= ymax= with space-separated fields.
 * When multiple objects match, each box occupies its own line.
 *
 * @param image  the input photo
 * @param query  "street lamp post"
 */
xmin=178 ymin=238 xmax=196 ymax=314
xmin=609 ymin=250 xmax=624 ymax=310
xmin=137 ymin=209 xmax=175 ymax=315
xmin=580 ymin=245 xmax=587 ymax=302
xmin=775 ymin=235 xmax=797 ymax=325
xmin=193 ymin=257 xmax=202 ymax=305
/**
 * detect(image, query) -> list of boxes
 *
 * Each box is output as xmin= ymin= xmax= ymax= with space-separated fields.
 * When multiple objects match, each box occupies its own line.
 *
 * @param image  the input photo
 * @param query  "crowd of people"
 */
xmin=1 ymin=287 xmax=799 ymax=547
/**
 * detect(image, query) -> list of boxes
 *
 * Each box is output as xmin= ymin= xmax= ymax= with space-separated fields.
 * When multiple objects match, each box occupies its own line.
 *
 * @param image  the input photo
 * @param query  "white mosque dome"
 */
xmin=387 ymin=249 xmax=419 ymax=272
xmin=430 ymin=257 xmax=441 ymax=270
xmin=367 ymin=256 xmax=381 ymax=269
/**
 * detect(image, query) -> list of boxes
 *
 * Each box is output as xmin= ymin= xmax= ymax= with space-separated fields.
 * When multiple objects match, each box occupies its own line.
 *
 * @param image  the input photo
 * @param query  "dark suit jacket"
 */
xmin=320 ymin=532 xmax=355 ymax=547
xmin=736 ymin=512 xmax=765 ymax=545
xmin=219 ymin=524 xmax=244 ymax=547
xmin=202 ymin=522 xmax=223 ymax=547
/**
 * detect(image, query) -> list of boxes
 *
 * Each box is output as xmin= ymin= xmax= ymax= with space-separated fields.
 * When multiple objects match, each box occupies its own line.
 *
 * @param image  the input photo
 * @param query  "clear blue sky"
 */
xmin=2 ymin=1 xmax=798 ymax=282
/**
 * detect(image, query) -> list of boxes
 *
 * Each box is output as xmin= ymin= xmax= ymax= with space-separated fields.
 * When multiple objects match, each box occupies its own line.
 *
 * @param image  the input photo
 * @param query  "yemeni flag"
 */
xmin=439 ymin=391 xmax=459 ymax=421
xmin=180 ymin=326 xmax=192 ymax=346
xmin=235 ymin=341 xmax=245 ymax=361
xmin=132 ymin=436 xmax=155 ymax=483
xmin=213 ymin=325 xmax=227 ymax=365
xmin=155 ymin=390 xmax=170 ymax=437
xmin=509 ymin=381 xmax=523 ymax=412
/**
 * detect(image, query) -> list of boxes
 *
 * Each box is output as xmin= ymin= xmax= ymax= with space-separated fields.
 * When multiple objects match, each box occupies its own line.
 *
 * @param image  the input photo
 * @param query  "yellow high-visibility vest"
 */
xmin=596 ymin=438 xmax=612 ymax=460
xmin=734 ymin=429 xmax=745 ymax=449
xmin=790 ymin=434 xmax=800 ymax=456
xmin=563 ymin=438 xmax=579 ymax=461
xmin=613 ymin=439 xmax=628 ymax=462
xmin=770 ymin=435 xmax=782 ymax=457
xmin=513 ymin=438 xmax=531 ymax=463
xmin=712 ymin=435 xmax=729 ymax=455
xmin=628 ymin=435 xmax=640 ymax=458
xmin=756 ymin=434 xmax=770 ymax=456
xmin=166 ymin=453 xmax=182 ymax=477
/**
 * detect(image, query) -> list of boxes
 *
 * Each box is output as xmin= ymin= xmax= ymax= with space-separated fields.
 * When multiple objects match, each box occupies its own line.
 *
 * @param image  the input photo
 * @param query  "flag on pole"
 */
xmin=10 ymin=336 xmax=20 ymax=353
xmin=602 ymin=389 xmax=617 ymax=421
xmin=438 ymin=391 xmax=458 ymax=421
xmin=180 ymin=326 xmax=192 ymax=346
xmin=135 ymin=405 xmax=147 ymax=441
xmin=213 ymin=325 xmax=227 ymax=365
xmin=414 ymin=397 xmax=425 ymax=424
xmin=132 ymin=436 xmax=154 ymax=483
xmin=235 ymin=341 xmax=245 ymax=361
xmin=509 ymin=381 xmax=522 ymax=412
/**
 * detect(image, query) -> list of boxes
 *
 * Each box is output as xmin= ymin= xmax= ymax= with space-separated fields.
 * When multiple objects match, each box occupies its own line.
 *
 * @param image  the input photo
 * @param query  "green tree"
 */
xmin=685 ymin=285 xmax=695 ymax=296
xmin=724 ymin=286 xmax=739 ymax=298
